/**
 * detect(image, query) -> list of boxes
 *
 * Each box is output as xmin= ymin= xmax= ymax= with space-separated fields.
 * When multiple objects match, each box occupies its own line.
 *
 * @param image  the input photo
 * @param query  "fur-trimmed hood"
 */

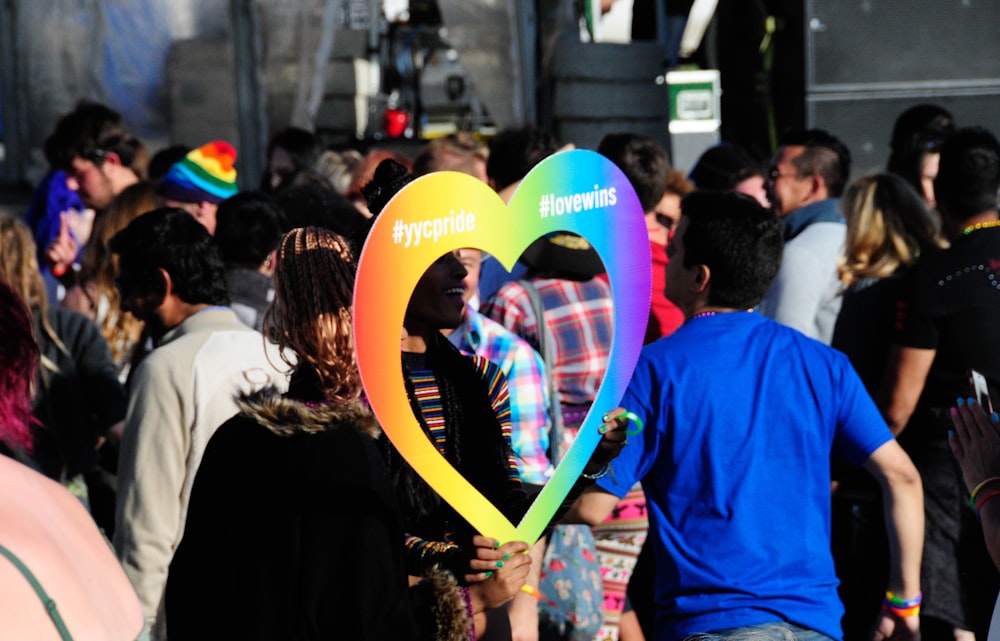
xmin=236 ymin=386 xmax=381 ymax=439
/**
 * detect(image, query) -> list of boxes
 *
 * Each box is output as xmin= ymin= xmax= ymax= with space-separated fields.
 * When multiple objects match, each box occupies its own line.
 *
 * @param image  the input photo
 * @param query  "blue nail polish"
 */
xmin=948 ymin=429 xmax=955 ymax=438
xmin=957 ymin=397 xmax=965 ymax=406
xmin=993 ymin=413 xmax=999 ymax=423
xmin=968 ymin=397 xmax=976 ymax=406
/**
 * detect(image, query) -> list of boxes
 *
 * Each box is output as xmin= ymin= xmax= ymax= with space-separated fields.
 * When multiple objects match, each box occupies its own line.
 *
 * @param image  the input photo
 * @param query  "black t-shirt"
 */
xmin=895 ymin=226 xmax=1000 ymax=437
xmin=833 ymin=274 xmax=905 ymax=396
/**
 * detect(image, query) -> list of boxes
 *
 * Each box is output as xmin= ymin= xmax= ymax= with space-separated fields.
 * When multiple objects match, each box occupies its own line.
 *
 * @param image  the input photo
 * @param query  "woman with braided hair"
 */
xmin=165 ymin=227 xmax=524 ymax=641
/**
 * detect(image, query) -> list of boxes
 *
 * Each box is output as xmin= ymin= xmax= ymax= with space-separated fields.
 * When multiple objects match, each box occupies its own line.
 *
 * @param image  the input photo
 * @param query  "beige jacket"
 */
xmin=113 ymin=308 xmax=290 ymax=638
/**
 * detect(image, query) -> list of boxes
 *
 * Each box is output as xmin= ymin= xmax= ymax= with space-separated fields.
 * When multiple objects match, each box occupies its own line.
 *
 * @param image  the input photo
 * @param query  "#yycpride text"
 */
xmin=393 ymin=210 xmax=476 ymax=247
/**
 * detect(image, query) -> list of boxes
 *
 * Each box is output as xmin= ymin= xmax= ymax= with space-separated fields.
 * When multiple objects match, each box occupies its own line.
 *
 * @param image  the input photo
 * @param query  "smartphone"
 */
xmin=967 ymin=368 xmax=994 ymax=413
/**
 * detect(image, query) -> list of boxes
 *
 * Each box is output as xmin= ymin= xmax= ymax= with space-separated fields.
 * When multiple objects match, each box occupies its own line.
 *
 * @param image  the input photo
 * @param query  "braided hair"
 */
xmin=263 ymin=227 xmax=362 ymax=403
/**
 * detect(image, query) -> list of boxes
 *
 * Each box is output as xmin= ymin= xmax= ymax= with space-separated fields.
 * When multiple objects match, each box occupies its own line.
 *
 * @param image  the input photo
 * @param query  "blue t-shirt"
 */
xmin=598 ymin=311 xmax=892 ymax=641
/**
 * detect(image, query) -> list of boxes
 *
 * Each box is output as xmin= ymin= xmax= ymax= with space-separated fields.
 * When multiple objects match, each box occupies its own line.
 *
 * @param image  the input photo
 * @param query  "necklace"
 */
xmin=690 ymin=308 xmax=754 ymax=321
xmin=962 ymin=220 xmax=1000 ymax=235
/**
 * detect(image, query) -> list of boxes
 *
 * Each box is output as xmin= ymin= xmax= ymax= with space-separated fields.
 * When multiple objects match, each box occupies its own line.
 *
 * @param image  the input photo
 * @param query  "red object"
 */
xmin=383 ymin=109 xmax=409 ymax=138
xmin=596 ymin=240 xmax=684 ymax=344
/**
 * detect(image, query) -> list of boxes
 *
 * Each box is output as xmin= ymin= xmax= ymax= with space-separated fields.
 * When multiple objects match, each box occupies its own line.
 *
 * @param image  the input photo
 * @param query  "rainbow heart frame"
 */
xmin=353 ymin=149 xmax=651 ymax=544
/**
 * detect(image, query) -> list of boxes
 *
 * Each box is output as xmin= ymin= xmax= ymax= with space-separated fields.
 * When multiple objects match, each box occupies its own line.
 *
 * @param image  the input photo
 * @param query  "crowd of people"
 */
xmin=1 ymin=96 xmax=1000 ymax=641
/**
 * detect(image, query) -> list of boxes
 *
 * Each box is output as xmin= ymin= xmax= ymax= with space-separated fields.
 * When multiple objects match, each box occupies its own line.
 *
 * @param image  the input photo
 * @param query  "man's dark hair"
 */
xmin=680 ymin=191 xmax=783 ymax=309
xmin=266 ymin=127 xmax=320 ymax=168
xmin=214 ymin=192 xmax=287 ymax=268
xmin=273 ymin=182 xmax=372 ymax=257
xmin=109 ymin=207 xmax=229 ymax=306
xmin=689 ymin=142 xmax=762 ymax=191
xmin=486 ymin=127 xmax=560 ymax=192
xmin=779 ymin=128 xmax=852 ymax=197
xmin=887 ymin=103 xmax=954 ymax=196
xmin=44 ymin=100 xmax=146 ymax=177
xmin=597 ymin=132 xmax=670 ymax=212
xmin=147 ymin=145 xmax=192 ymax=182
xmin=934 ymin=126 xmax=1000 ymax=224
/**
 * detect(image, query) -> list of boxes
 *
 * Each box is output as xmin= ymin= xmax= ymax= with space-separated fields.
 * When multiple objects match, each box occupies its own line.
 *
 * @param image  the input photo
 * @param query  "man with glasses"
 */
xmin=759 ymin=128 xmax=851 ymax=344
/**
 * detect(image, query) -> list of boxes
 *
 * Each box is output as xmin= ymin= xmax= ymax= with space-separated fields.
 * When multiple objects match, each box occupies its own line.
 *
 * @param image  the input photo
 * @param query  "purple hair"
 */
xmin=0 ymin=278 xmax=38 ymax=451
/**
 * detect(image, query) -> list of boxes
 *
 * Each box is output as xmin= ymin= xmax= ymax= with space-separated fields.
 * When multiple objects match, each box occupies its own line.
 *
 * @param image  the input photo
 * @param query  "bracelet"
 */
xmin=519 ymin=584 xmax=543 ymax=600
xmin=885 ymin=591 xmax=922 ymax=608
xmin=882 ymin=591 xmax=921 ymax=618
xmin=460 ymin=587 xmax=477 ymax=641
xmin=975 ymin=489 xmax=1000 ymax=516
xmin=969 ymin=477 xmax=1000 ymax=506
xmin=581 ymin=464 xmax=610 ymax=480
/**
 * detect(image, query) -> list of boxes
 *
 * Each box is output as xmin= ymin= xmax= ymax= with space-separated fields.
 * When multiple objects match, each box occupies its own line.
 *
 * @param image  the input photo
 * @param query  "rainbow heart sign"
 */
xmin=353 ymin=149 xmax=650 ymax=544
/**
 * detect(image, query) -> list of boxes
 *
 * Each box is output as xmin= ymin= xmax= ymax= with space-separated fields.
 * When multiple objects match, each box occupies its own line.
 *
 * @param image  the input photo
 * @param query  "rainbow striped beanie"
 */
xmin=157 ymin=140 xmax=239 ymax=204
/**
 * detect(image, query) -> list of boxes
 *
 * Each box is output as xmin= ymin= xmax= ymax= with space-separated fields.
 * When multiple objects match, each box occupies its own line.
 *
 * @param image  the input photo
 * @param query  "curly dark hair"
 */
xmin=109 ymin=207 xmax=229 ymax=306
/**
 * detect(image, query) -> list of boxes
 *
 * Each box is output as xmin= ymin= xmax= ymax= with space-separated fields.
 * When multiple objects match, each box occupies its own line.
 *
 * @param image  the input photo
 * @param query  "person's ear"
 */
xmin=102 ymin=151 xmax=124 ymax=167
xmin=693 ymin=264 xmax=711 ymax=294
xmin=153 ymin=267 xmax=172 ymax=303
xmin=810 ymin=173 xmax=827 ymax=199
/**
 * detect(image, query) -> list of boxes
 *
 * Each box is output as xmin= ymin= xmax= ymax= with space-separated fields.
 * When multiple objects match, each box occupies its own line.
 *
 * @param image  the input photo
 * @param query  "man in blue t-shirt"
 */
xmin=567 ymin=191 xmax=923 ymax=641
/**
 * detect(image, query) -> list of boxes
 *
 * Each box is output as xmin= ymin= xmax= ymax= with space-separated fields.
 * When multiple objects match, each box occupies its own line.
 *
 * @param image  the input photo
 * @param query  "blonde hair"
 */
xmin=839 ymin=173 xmax=946 ymax=287
xmin=264 ymin=227 xmax=361 ymax=402
xmin=76 ymin=181 xmax=157 ymax=363
xmin=316 ymin=149 xmax=363 ymax=195
xmin=0 ymin=216 xmax=66 ymax=368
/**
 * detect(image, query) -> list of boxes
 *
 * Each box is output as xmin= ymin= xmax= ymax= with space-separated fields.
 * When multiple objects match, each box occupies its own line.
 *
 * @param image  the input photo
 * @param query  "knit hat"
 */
xmin=157 ymin=141 xmax=239 ymax=204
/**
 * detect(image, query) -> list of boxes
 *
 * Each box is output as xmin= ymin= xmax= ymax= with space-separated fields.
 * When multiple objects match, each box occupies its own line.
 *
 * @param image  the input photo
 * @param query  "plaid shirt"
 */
xmin=448 ymin=307 xmax=553 ymax=484
xmin=481 ymin=278 xmax=614 ymax=408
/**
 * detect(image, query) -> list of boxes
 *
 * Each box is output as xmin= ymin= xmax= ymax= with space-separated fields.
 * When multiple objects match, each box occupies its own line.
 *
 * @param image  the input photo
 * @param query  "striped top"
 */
xmin=408 ymin=353 xmax=520 ymax=482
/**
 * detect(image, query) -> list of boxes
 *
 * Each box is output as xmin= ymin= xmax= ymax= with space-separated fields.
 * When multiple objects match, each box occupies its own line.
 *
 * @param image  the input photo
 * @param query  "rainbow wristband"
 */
xmin=975 ymin=489 xmax=1000 ymax=516
xmin=969 ymin=477 xmax=1000 ymax=509
xmin=520 ymin=584 xmax=543 ymax=600
xmin=883 ymin=591 xmax=921 ymax=618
